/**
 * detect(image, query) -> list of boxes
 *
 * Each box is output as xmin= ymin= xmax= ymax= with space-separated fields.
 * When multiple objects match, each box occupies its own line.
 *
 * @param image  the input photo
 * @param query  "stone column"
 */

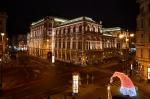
xmin=61 ymin=38 xmax=63 ymax=60
xmin=65 ymin=38 xmax=67 ymax=61
xmin=70 ymin=37 xmax=73 ymax=62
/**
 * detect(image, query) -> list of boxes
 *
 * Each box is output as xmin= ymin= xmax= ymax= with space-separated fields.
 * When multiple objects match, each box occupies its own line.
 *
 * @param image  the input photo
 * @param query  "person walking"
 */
xmin=47 ymin=52 xmax=51 ymax=63
xmin=91 ymin=74 xmax=95 ymax=84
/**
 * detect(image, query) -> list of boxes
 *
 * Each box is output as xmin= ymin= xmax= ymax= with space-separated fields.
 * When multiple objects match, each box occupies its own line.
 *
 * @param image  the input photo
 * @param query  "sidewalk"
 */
xmin=50 ymin=84 xmax=107 ymax=99
xmin=132 ymin=77 xmax=150 ymax=98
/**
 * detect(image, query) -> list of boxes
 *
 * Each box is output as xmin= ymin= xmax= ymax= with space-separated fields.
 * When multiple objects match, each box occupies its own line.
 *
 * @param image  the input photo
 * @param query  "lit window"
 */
xmin=141 ymin=49 xmax=143 ymax=58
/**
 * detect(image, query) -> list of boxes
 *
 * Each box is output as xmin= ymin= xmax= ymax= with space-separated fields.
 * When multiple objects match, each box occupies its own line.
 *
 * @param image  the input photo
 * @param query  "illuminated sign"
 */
xmin=72 ymin=73 xmax=79 ymax=93
xmin=148 ymin=68 xmax=150 ymax=79
xmin=52 ymin=55 xmax=55 ymax=63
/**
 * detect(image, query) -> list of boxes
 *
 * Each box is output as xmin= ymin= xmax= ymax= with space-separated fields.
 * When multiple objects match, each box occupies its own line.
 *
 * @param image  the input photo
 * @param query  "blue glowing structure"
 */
xmin=111 ymin=72 xmax=137 ymax=97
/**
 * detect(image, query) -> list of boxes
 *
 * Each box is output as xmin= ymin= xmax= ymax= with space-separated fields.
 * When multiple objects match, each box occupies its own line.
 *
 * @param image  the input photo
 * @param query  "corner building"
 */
xmin=28 ymin=16 xmax=118 ymax=65
xmin=0 ymin=12 xmax=7 ymax=59
xmin=27 ymin=16 xmax=68 ymax=58
xmin=136 ymin=0 xmax=150 ymax=80
xmin=54 ymin=17 xmax=117 ymax=65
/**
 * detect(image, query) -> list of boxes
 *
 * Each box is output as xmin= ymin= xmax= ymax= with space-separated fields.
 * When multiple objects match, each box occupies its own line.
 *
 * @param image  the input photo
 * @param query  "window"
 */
xmin=73 ymin=42 xmax=76 ymax=49
xmin=149 ymin=33 xmax=150 ymax=42
xmin=68 ymin=27 xmax=70 ymax=34
xmin=73 ymin=27 xmax=76 ymax=33
xmin=141 ymin=49 xmax=143 ymax=58
xmin=148 ymin=18 xmax=150 ymax=27
xmin=78 ymin=41 xmax=82 ymax=49
xmin=148 ymin=3 xmax=150 ymax=12
xmin=67 ymin=41 xmax=70 ymax=49
xmin=0 ymin=21 xmax=2 ymax=25
xmin=141 ymin=19 xmax=144 ymax=28
xmin=149 ymin=49 xmax=150 ymax=59
xmin=63 ymin=42 xmax=65 ymax=49
xmin=79 ymin=25 xmax=82 ymax=32
xmin=93 ymin=26 xmax=95 ymax=32
xmin=141 ymin=34 xmax=144 ymax=38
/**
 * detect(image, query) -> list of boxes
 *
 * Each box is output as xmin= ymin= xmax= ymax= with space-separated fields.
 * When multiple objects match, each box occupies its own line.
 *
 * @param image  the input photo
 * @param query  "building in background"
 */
xmin=18 ymin=34 xmax=27 ymax=51
xmin=136 ymin=0 xmax=150 ymax=80
xmin=103 ymin=27 xmax=135 ymax=59
xmin=54 ymin=17 xmax=104 ymax=65
xmin=27 ymin=16 xmax=68 ymax=59
xmin=28 ymin=16 xmax=123 ymax=65
xmin=0 ymin=12 xmax=7 ymax=60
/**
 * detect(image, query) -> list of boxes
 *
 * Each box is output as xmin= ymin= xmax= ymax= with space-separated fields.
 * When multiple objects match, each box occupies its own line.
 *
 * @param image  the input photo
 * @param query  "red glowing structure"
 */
xmin=110 ymin=72 xmax=137 ymax=97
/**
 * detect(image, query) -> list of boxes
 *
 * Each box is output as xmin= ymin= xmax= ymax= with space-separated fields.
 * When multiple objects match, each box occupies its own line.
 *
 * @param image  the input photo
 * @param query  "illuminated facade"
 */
xmin=0 ymin=12 xmax=7 ymax=59
xmin=54 ymin=17 xmax=118 ymax=65
xmin=28 ymin=16 xmax=119 ymax=65
xmin=136 ymin=0 xmax=150 ymax=80
xmin=27 ymin=16 xmax=68 ymax=58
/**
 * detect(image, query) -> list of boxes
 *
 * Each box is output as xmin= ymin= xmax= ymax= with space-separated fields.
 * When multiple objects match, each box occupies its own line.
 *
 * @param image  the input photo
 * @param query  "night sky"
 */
xmin=0 ymin=0 xmax=139 ymax=38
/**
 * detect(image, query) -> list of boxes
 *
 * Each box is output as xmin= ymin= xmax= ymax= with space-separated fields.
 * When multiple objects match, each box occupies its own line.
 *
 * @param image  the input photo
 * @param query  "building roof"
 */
xmin=59 ymin=16 xmax=95 ymax=26
xmin=102 ymin=27 xmax=122 ymax=37
xmin=31 ymin=18 xmax=45 ymax=26
xmin=31 ymin=17 xmax=68 ymax=26
xmin=102 ymin=27 xmax=121 ymax=32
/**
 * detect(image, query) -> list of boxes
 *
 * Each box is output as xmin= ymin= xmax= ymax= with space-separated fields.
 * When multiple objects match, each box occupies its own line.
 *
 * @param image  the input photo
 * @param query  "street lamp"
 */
xmin=130 ymin=33 xmax=134 ymax=37
xmin=107 ymin=84 xmax=112 ymax=99
xmin=119 ymin=31 xmax=135 ymax=74
xmin=0 ymin=33 xmax=5 ymax=96
xmin=119 ymin=30 xmax=130 ymax=74
xmin=1 ymin=33 xmax=5 ymax=60
xmin=51 ymin=21 xmax=55 ymax=64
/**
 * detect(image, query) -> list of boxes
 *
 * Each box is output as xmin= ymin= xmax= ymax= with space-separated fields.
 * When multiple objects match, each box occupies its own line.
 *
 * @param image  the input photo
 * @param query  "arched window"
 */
xmin=79 ymin=25 xmax=82 ymax=32
xmin=61 ymin=28 xmax=64 ymax=35
xmin=92 ymin=26 xmax=95 ymax=32
xmin=63 ymin=28 xmax=66 ymax=35
xmin=68 ymin=27 xmax=70 ymax=34
xmin=73 ymin=26 xmax=76 ymax=33
xmin=86 ymin=25 xmax=90 ymax=31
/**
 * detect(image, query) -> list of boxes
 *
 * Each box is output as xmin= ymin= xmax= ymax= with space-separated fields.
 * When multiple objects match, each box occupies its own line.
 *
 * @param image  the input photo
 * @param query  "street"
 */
xmin=1 ymin=52 xmax=149 ymax=99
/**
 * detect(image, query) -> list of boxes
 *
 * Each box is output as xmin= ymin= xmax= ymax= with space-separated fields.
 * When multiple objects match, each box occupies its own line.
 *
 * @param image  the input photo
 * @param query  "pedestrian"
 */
xmin=91 ymin=74 xmax=95 ymax=84
xmin=86 ymin=73 xmax=89 ymax=85
xmin=47 ymin=52 xmax=51 ymax=63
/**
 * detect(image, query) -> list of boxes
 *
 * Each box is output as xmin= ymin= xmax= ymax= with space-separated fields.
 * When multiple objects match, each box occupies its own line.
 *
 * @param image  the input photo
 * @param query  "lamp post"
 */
xmin=51 ymin=20 xmax=55 ymax=64
xmin=0 ymin=33 xmax=5 ymax=96
xmin=119 ymin=30 xmax=129 ymax=74
xmin=119 ymin=31 xmax=134 ymax=74
xmin=1 ymin=33 xmax=5 ymax=61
